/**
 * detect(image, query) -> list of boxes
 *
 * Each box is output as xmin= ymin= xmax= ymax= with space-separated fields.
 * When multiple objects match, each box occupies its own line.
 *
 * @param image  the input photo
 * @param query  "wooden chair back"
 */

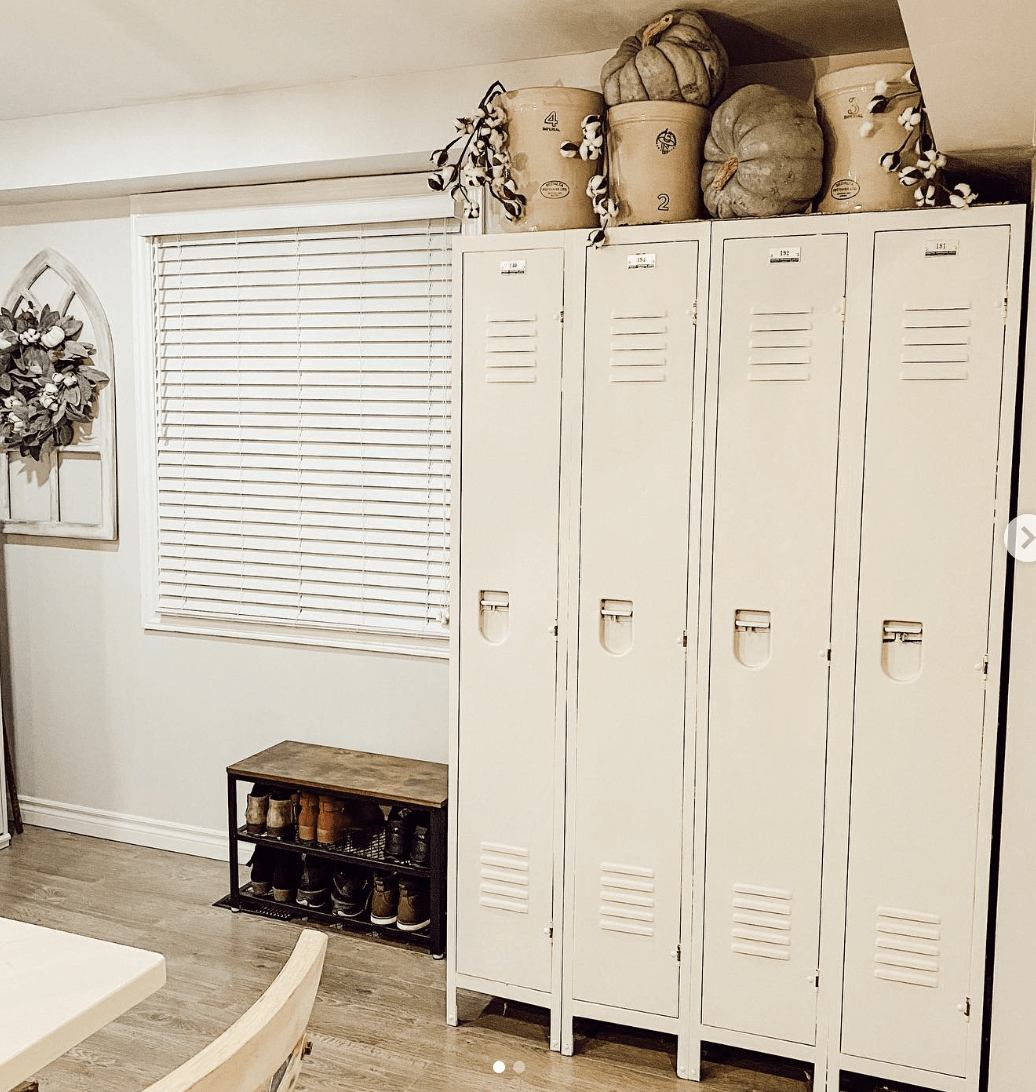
xmin=143 ymin=929 xmax=327 ymax=1092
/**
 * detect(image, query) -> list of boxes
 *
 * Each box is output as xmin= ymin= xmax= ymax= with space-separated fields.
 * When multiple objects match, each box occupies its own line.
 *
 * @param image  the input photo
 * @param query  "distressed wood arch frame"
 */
xmin=2 ymin=248 xmax=117 ymax=540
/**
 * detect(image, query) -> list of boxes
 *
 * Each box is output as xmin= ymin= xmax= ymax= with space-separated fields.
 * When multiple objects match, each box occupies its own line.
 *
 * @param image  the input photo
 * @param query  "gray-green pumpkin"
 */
xmin=701 ymin=84 xmax=824 ymax=219
xmin=601 ymin=9 xmax=728 ymax=108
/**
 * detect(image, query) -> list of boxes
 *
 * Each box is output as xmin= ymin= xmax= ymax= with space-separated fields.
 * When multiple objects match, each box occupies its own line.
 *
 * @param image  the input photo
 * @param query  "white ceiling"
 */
xmin=1 ymin=0 xmax=909 ymax=122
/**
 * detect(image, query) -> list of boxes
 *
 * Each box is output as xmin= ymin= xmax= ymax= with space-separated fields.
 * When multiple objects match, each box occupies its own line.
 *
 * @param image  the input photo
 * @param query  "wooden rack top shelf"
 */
xmin=227 ymin=740 xmax=448 ymax=810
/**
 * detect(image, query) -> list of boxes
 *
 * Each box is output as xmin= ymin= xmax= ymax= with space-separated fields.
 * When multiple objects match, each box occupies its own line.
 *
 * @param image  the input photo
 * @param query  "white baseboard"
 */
xmin=19 ymin=795 xmax=229 ymax=861
xmin=0 ymin=833 xmax=10 ymax=851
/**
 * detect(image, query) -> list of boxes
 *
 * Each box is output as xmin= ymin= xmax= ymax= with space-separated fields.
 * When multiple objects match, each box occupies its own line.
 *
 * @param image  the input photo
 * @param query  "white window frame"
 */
xmin=132 ymin=179 xmax=457 ymax=658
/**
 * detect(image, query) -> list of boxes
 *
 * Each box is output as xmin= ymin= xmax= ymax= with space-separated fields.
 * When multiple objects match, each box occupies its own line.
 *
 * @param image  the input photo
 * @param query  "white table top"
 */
xmin=0 ymin=916 xmax=166 ymax=1092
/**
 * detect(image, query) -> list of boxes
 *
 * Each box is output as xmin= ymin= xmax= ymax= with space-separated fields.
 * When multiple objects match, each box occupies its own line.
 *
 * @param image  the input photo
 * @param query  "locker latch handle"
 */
xmin=734 ymin=610 xmax=770 ymax=633
xmin=734 ymin=609 xmax=771 ymax=669
xmin=883 ymin=621 xmax=922 ymax=643
xmin=479 ymin=590 xmax=510 ymax=645
xmin=600 ymin=599 xmax=634 ymax=656
xmin=882 ymin=619 xmax=923 ymax=682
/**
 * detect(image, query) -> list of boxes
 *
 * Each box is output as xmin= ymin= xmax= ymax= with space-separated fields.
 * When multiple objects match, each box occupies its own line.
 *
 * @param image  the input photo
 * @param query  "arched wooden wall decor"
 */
xmin=2 ymin=249 xmax=117 ymax=540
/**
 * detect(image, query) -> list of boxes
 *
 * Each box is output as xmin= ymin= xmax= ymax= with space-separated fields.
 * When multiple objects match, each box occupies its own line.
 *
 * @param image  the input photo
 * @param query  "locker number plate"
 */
xmin=769 ymin=247 xmax=801 ymax=263
xmin=925 ymin=241 xmax=958 ymax=257
xmin=627 ymin=252 xmax=656 ymax=269
xmin=499 ymin=260 xmax=527 ymax=275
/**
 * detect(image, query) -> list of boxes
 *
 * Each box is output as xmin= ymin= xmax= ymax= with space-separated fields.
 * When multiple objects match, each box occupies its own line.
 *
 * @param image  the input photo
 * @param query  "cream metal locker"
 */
xmin=839 ymin=224 xmax=1017 ymax=1081
xmin=564 ymin=235 xmax=703 ymax=1036
xmin=451 ymin=245 xmax=567 ymax=1008
xmin=699 ymin=231 xmax=848 ymax=1047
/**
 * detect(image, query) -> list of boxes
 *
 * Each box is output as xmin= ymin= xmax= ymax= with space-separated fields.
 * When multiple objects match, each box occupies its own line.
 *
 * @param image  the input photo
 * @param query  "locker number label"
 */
xmin=627 ymin=252 xmax=656 ymax=269
xmin=925 ymin=240 xmax=958 ymax=257
xmin=499 ymin=260 xmax=527 ymax=275
xmin=769 ymin=247 xmax=801 ymax=263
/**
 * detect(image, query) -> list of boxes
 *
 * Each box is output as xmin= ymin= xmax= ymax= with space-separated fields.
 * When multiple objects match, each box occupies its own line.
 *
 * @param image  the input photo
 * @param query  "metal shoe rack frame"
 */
xmin=224 ymin=740 xmax=448 ymax=958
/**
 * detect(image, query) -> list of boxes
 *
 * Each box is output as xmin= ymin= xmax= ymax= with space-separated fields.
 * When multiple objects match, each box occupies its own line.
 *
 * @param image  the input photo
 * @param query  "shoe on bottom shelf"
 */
xmin=272 ymin=854 xmax=303 ymax=904
xmin=370 ymin=873 xmax=399 ymax=926
xmin=331 ymin=866 xmax=373 ymax=919
xmin=247 ymin=846 xmax=274 ymax=897
xmin=296 ymin=856 xmax=332 ymax=911
xmin=397 ymin=878 xmax=430 ymax=932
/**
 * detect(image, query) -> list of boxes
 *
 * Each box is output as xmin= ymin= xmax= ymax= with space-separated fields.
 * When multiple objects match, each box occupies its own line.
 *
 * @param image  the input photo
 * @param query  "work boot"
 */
xmin=370 ymin=873 xmax=399 ymax=925
xmin=245 ymin=782 xmax=269 ymax=835
xmin=297 ymin=791 xmax=319 ymax=844
xmin=271 ymin=853 xmax=303 ymax=903
xmin=384 ymin=807 xmax=417 ymax=863
xmin=267 ymin=790 xmax=296 ymax=840
xmin=317 ymin=796 xmax=349 ymax=845
xmin=409 ymin=814 xmax=431 ymax=868
xmin=248 ymin=846 xmax=274 ymax=897
xmin=397 ymin=877 xmax=430 ymax=932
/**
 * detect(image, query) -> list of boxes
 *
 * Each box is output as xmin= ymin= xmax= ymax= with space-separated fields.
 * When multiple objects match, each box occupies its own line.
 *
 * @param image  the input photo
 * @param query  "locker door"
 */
xmin=569 ymin=240 xmax=698 ymax=1016
xmin=456 ymin=247 xmax=565 ymax=992
xmin=702 ymin=233 xmax=847 ymax=1044
xmin=841 ymin=226 xmax=1011 ymax=1075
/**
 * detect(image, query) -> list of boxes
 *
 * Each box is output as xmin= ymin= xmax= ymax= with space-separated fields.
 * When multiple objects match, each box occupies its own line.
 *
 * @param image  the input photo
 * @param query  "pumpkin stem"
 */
xmin=712 ymin=155 xmax=739 ymax=191
xmin=640 ymin=12 xmax=675 ymax=47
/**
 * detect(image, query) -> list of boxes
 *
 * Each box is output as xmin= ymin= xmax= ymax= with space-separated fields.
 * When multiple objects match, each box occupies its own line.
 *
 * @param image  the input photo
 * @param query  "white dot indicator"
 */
xmin=493 ymin=1060 xmax=505 ymax=1074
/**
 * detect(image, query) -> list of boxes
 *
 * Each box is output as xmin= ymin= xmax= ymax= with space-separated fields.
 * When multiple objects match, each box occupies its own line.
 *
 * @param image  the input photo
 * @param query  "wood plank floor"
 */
xmin=0 ymin=827 xmax=816 ymax=1092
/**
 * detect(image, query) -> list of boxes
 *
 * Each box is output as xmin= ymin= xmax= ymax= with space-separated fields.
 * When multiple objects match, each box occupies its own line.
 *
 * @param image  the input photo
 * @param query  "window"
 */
xmin=135 ymin=190 xmax=458 ymax=656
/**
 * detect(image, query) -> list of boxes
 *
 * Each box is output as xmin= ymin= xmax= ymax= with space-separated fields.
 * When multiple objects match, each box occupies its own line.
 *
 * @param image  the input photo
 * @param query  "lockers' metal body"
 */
xmin=840 ymin=225 xmax=1013 ymax=1077
xmin=691 ymin=207 xmax=1023 ymax=1092
xmin=449 ymin=207 xmax=1023 ymax=1092
xmin=449 ymin=243 xmax=570 ymax=1032
xmin=565 ymin=236 xmax=704 ymax=1026
xmin=701 ymin=232 xmax=847 ymax=1046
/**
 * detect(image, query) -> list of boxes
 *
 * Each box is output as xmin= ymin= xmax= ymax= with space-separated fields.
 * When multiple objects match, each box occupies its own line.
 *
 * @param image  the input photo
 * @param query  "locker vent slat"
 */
xmin=478 ymin=841 xmax=530 ymax=913
xmin=731 ymin=884 xmax=792 ymax=960
xmin=900 ymin=303 xmax=971 ymax=380
xmin=873 ymin=907 xmax=941 ymax=987
xmin=609 ymin=311 xmax=668 ymax=383
xmin=748 ymin=308 xmax=812 ymax=381
xmin=484 ymin=313 xmax=538 ymax=384
xmin=599 ymin=862 xmax=655 ymax=935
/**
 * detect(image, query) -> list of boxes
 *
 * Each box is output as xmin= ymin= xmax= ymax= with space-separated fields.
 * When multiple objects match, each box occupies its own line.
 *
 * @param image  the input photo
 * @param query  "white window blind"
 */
xmin=150 ymin=216 xmax=457 ymax=652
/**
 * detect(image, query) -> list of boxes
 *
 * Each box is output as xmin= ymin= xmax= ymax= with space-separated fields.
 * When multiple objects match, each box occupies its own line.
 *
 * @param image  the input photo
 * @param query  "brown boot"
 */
xmin=297 ymin=791 xmax=319 ymax=844
xmin=317 ymin=796 xmax=348 ymax=845
xmin=244 ymin=782 xmax=269 ymax=835
xmin=370 ymin=873 xmax=399 ymax=925
xmin=267 ymin=790 xmax=295 ymax=840
xmin=397 ymin=878 xmax=430 ymax=932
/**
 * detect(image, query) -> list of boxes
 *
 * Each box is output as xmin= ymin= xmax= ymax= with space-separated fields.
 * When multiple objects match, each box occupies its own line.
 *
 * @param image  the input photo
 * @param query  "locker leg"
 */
xmin=559 ymin=1010 xmax=574 ymax=1056
xmin=678 ymin=1035 xmax=702 ymax=1081
xmin=446 ymin=981 xmax=458 ymax=1027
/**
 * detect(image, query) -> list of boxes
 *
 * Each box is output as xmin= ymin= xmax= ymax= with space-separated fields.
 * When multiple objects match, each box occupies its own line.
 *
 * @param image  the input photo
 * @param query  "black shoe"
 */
xmin=409 ymin=814 xmax=431 ymax=868
xmin=248 ymin=846 xmax=274 ymax=897
xmin=384 ymin=807 xmax=416 ymax=863
xmin=272 ymin=853 xmax=303 ymax=903
xmin=331 ymin=866 xmax=373 ymax=919
xmin=296 ymin=856 xmax=332 ymax=910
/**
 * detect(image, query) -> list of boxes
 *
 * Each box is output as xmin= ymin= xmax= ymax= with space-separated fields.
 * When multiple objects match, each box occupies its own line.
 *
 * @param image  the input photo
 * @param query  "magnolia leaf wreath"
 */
xmin=0 ymin=302 xmax=109 ymax=460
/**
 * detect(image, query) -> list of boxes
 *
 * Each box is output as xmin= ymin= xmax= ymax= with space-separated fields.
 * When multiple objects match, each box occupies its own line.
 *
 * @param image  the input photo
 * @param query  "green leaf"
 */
xmin=64 ymin=341 xmax=89 ymax=358
xmin=80 ymin=367 xmax=108 ymax=384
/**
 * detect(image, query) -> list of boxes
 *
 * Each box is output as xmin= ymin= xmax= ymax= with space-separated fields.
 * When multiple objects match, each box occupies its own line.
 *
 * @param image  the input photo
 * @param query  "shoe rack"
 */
xmin=223 ymin=740 xmax=448 ymax=957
